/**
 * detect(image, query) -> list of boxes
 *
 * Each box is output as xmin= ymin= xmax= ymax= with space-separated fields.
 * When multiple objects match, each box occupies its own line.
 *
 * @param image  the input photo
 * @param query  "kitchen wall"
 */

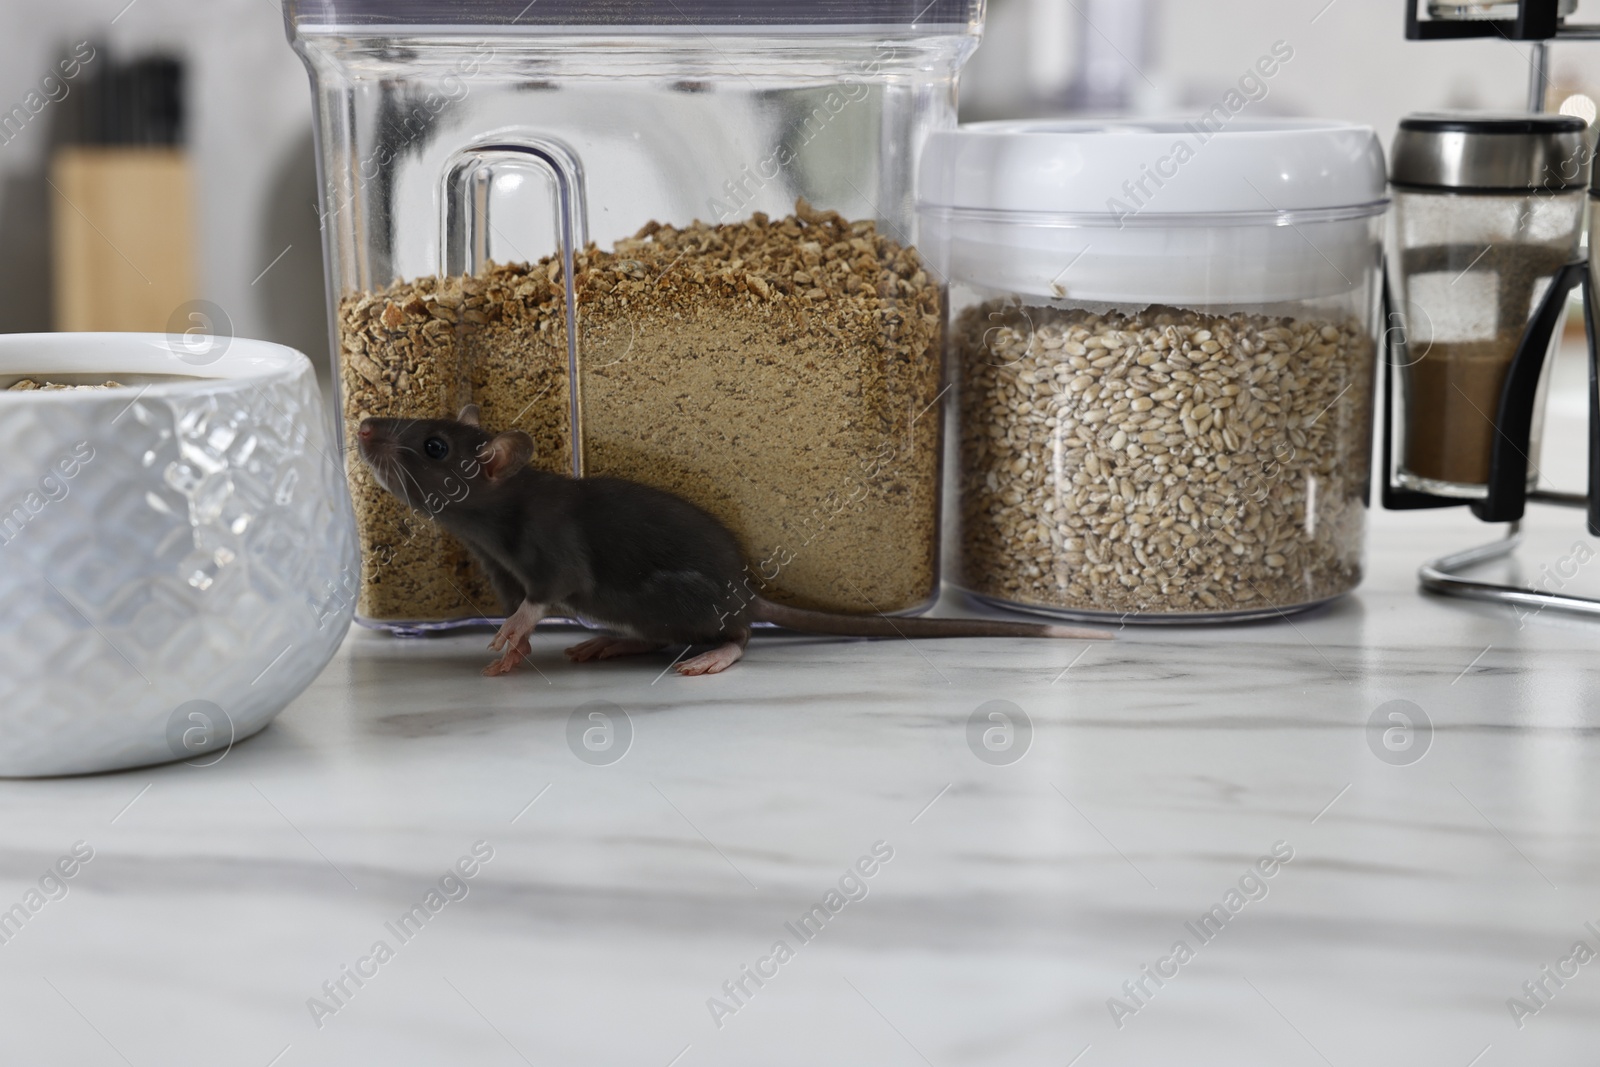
xmin=0 ymin=0 xmax=1589 ymax=371
xmin=0 ymin=0 xmax=321 ymax=364
xmin=964 ymin=0 xmax=1563 ymax=126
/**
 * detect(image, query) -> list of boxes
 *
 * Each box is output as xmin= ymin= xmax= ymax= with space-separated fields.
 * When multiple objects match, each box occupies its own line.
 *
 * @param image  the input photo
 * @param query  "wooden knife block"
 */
xmin=51 ymin=146 xmax=196 ymax=333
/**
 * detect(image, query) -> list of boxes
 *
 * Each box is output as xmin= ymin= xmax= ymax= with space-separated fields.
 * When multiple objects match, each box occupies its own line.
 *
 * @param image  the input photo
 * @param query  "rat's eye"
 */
xmin=423 ymin=437 xmax=449 ymax=460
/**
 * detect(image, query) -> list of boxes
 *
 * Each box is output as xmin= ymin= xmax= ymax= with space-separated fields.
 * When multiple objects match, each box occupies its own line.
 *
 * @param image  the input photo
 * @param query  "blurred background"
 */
xmin=0 ymin=0 xmax=1591 ymax=380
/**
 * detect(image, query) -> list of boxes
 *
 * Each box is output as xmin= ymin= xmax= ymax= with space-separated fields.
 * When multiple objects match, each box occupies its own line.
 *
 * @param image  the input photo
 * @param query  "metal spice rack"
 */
xmin=1382 ymin=262 xmax=1600 ymax=616
xmin=1407 ymin=1 xmax=1600 ymax=110
xmin=1392 ymin=0 xmax=1600 ymax=617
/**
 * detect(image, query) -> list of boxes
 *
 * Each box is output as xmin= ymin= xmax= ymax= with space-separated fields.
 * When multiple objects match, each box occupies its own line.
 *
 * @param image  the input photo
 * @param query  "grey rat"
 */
xmin=356 ymin=407 xmax=1111 ymax=676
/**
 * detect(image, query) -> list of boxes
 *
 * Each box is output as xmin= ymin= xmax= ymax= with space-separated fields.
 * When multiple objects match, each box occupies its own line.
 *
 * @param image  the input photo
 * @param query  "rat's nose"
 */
xmin=357 ymin=420 xmax=374 ymax=440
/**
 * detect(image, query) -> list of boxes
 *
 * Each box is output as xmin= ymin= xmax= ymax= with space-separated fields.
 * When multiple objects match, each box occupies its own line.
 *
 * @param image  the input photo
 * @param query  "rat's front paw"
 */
xmin=482 ymin=638 xmax=531 ymax=676
xmin=489 ymin=600 xmax=546 ymax=658
xmin=482 ymin=654 xmax=519 ymax=677
xmin=487 ymin=622 xmax=518 ymax=653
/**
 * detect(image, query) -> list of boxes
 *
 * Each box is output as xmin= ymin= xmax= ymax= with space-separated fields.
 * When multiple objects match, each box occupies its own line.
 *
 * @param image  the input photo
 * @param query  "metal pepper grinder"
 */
xmin=1384 ymin=1 xmax=1600 ymax=615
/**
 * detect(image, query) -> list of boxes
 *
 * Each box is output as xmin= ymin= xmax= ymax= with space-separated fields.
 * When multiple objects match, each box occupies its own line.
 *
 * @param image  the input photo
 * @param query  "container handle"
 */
xmin=440 ymin=139 xmax=589 ymax=477
xmin=1584 ymin=269 xmax=1600 ymax=537
xmin=1474 ymin=259 xmax=1587 ymax=523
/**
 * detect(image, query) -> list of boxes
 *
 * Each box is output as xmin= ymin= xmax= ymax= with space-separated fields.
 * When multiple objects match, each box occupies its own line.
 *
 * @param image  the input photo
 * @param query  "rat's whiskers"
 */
xmin=383 ymin=457 xmax=414 ymax=510
xmin=395 ymin=463 xmax=435 ymax=512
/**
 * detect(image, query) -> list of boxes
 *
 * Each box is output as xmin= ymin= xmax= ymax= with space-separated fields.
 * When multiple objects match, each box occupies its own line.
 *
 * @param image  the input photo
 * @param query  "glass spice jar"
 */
xmin=1388 ymin=112 xmax=1588 ymax=498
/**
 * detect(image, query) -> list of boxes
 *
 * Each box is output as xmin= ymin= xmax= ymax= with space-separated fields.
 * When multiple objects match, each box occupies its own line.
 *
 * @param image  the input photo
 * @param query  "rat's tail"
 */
xmin=750 ymin=599 xmax=1113 ymax=640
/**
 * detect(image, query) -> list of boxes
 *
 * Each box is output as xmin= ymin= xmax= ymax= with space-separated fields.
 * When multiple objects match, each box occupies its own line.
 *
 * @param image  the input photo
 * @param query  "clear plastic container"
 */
xmin=918 ymin=120 xmax=1387 ymax=621
xmin=284 ymin=0 xmax=982 ymax=630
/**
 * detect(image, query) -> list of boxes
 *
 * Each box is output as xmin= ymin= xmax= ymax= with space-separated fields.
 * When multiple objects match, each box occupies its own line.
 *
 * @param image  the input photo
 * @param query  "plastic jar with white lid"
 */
xmin=918 ymin=119 xmax=1388 ymax=621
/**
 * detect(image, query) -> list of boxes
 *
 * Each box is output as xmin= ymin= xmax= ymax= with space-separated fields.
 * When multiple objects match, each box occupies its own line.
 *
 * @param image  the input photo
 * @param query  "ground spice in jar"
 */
xmin=1399 ymin=243 xmax=1574 ymax=488
xmin=7 ymin=380 xmax=125 ymax=390
xmin=337 ymin=201 xmax=943 ymax=622
xmin=957 ymin=302 xmax=1373 ymax=617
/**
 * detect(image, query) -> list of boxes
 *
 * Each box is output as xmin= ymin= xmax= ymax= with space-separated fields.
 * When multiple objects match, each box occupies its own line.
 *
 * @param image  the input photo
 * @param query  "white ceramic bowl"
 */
xmin=0 ymin=334 xmax=357 ymax=776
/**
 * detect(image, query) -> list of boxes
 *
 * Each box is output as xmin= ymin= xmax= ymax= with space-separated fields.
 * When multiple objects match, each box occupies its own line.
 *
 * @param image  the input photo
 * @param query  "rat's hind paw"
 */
xmin=564 ymin=636 xmax=666 ymax=663
xmin=675 ymin=641 xmax=744 ymax=676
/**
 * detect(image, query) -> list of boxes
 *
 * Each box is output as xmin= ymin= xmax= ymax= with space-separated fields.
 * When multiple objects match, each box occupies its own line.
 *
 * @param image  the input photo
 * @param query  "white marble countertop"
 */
xmin=1 ymin=494 xmax=1597 ymax=1066
xmin=6 ymin=333 xmax=1600 ymax=1064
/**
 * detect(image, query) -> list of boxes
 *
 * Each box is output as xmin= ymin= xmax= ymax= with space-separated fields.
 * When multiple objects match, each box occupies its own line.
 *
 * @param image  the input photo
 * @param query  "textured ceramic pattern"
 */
xmin=0 ymin=336 xmax=357 ymax=775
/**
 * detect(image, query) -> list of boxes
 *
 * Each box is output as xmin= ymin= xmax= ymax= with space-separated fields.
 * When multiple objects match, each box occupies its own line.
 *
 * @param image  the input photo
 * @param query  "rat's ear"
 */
xmin=458 ymin=404 xmax=481 ymax=427
xmin=479 ymin=430 xmax=533 ymax=481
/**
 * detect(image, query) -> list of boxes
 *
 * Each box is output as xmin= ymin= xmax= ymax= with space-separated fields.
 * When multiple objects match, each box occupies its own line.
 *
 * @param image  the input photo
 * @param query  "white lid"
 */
xmin=918 ymin=118 xmax=1387 ymax=215
xmin=916 ymin=118 xmax=1388 ymax=304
